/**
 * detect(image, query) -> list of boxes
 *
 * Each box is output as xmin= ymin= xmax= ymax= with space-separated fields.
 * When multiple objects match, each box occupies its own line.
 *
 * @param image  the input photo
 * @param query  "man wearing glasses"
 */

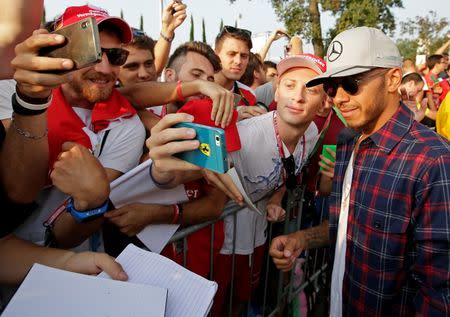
xmin=12 ymin=5 xmax=146 ymax=249
xmin=270 ymin=27 xmax=450 ymax=316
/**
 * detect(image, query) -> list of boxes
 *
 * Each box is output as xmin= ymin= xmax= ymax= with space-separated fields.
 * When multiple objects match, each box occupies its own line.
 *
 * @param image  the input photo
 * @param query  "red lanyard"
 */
xmin=272 ymin=111 xmax=305 ymax=182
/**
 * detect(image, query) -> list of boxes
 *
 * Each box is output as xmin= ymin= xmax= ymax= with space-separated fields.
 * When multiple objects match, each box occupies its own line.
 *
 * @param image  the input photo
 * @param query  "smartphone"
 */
xmin=320 ymin=144 xmax=336 ymax=170
xmin=39 ymin=17 xmax=102 ymax=73
xmin=174 ymin=122 xmax=229 ymax=173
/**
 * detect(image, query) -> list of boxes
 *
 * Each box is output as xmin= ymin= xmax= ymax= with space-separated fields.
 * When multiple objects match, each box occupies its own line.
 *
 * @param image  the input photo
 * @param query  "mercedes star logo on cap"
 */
xmin=328 ymin=41 xmax=343 ymax=62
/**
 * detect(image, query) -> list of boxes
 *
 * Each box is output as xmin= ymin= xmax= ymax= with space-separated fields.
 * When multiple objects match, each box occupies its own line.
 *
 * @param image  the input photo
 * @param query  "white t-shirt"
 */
xmin=221 ymin=111 xmax=319 ymax=254
xmin=330 ymin=150 xmax=355 ymax=317
xmin=255 ymin=81 xmax=274 ymax=108
xmin=0 ymin=79 xmax=15 ymax=120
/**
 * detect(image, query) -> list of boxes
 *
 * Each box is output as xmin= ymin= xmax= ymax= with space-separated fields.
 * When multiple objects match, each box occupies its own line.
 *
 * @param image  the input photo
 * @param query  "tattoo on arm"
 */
xmin=302 ymin=220 xmax=330 ymax=250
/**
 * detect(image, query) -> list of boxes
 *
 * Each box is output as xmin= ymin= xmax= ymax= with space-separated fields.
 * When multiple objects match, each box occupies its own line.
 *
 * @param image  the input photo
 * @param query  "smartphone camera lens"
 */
xmin=215 ymin=135 xmax=221 ymax=146
xmin=81 ymin=21 xmax=89 ymax=29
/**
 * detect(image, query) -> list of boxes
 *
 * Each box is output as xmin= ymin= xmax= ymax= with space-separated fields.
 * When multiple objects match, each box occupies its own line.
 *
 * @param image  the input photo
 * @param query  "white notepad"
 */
xmin=109 ymin=159 xmax=189 ymax=253
xmin=99 ymin=244 xmax=218 ymax=317
xmin=3 ymin=263 xmax=167 ymax=317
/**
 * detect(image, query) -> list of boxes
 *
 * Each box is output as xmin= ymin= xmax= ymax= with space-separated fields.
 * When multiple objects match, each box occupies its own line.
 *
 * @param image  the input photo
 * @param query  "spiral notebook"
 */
xmin=99 ymin=244 xmax=218 ymax=317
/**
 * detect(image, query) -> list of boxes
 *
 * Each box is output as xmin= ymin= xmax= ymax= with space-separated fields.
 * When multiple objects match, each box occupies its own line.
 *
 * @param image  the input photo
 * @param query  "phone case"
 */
xmin=39 ymin=17 xmax=102 ymax=72
xmin=320 ymin=144 xmax=336 ymax=170
xmin=174 ymin=122 xmax=228 ymax=174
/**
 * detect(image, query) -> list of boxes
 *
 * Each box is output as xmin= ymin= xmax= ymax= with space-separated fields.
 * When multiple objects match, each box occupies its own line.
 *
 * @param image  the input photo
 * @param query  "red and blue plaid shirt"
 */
xmin=329 ymin=102 xmax=450 ymax=316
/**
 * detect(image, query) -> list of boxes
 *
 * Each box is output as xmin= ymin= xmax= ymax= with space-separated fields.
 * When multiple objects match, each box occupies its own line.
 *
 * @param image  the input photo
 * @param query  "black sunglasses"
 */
xmin=219 ymin=25 xmax=252 ymax=39
xmin=101 ymin=48 xmax=129 ymax=66
xmin=282 ymin=155 xmax=297 ymax=190
xmin=323 ymin=68 xmax=389 ymax=98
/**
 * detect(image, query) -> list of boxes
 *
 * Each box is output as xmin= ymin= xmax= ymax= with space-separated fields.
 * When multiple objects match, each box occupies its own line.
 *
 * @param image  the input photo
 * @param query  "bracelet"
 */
xmin=171 ymin=204 xmax=180 ymax=224
xmin=66 ymin=197 xmax=110 ymax=223
xmin=16 ymin=85 xmax=52 ymax=107
xmin=176 ymin=80 xmax=185 ymax=102
xmin=10 ymin=113 xmax=48 ymax=140
xmin=170 ymin=204 xmax=183 ymax=225
xmin=149 ymin=161 xmax=176 ymax=187
xmin=160 ymin=31 xmax=174 ymax=43
xmin=12 ymin=93 xmax=50 ymax=116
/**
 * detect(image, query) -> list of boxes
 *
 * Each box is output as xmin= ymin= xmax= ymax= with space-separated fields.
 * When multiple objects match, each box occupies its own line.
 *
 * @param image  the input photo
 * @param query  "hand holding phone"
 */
xmin=39 ymin=17 xmax=102 ymax=73
xmin=12 ymin=29 xmax=75 ymax=99
xmin=319 ymin=145 xmax=336 ymax=171
xmin=173 ymin=122 xmax=229 ymax=173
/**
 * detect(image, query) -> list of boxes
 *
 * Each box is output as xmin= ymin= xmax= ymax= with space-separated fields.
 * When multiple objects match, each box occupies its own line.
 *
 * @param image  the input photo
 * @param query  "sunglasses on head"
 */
xmin=101 ymin=48 xmax=129 ymax=66
xmin=219 ymin=25 xmax=252 ymax=39
xmin=323 ymin=68 xmax=389 ymax=98
xmin=132 ymin=28 xmax=147 ymax=37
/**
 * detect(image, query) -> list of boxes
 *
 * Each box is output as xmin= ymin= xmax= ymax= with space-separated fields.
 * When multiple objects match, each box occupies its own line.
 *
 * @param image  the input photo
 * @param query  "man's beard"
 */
xmin=70 ymin=73 xmax=115 ymax=103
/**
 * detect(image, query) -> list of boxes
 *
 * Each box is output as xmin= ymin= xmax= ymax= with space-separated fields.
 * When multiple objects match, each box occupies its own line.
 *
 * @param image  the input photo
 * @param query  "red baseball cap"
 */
xmin=177 ymin=98 xmax=241 ymax=152
xmin=55 ymin=5 xmax=133 ymax=44
xmin=277 ymin=53 xmax=327 ymax=77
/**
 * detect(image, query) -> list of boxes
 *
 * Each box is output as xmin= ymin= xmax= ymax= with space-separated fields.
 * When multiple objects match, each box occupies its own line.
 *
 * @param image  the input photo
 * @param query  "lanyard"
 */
xmin=272 ymin=109 xmax=333 ymax=184
xmin=272 ymin=111 xmax=305 ymax=183
xmin=233 ymin=82 xmax=250 ymax=106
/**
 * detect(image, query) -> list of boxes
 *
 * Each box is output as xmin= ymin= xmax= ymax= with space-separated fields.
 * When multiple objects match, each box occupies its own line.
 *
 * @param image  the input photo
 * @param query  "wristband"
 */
xmin=171 ymin=204 xmax=183 ymax=225
xmin=66 ymin=198 xmax=109 ymax=223
xmin=160 ymin=31 xmax=174 ymax=43
xmin=149 ymin=161 xmax=176 ymax=187
xmin=176 ymin=80 xmax=185 ymax=102
xmin=16 ymin=86 xmax=52 ymax=107
xmin=171 ymin=204 xmax=180 ymax=224
xmin=12 ymin=93 xmax=51 ymax=116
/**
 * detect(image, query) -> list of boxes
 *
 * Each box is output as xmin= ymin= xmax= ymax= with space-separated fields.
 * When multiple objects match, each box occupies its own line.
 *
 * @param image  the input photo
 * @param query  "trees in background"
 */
xmin=202 ymin=18 xmax=207 ymax=43
xmin=397 ymin=11 xmax=449 ymax=61
xmin=190 ymin=14 xmax=195 ymax=41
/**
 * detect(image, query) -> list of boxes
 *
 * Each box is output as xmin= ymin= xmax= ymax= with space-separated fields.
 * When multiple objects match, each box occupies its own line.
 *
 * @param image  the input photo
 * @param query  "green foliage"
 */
xmin=202 ymin=18 xmax=207 ymax=43
xmin=333 ymin=0 xmax=403 ymax=37
xmin=399 ymin=11 xmax=449 ymax=55
xmin=268 ymin=0 xmax=402 ymax=56
xmin=396 ymin=39 xmax=418 ymax=62
xmin=139 ymin=14 xmax=144 ymax=31
xmin=120 ymin=9 xmax=124 ymax=20
xmin=220 ymin=19 xmax=224 ymax=32
xmin=190 ymin=14 xmax=195 ymax=41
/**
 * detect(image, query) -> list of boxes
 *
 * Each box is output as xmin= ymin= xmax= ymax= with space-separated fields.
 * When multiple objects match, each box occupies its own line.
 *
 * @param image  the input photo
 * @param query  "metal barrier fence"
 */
xmin=168 ymin=187 xmax=331 ymax=317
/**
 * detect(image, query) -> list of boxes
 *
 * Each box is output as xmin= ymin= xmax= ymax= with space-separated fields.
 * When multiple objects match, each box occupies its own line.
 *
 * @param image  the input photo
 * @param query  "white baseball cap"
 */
xmin=307 ymin=27 xmax=402 ymax=87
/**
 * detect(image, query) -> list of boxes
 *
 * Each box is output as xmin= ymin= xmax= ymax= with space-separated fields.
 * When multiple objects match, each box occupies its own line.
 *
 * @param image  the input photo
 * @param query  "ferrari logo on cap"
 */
xmin=328 ymin=41 xmax=343 ymax=62
xmin=200 ymin=143 xmax=211 ymax=157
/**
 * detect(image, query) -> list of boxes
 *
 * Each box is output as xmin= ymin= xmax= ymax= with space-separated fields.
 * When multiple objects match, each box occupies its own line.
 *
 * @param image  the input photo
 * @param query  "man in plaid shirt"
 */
xmin=270 ymin=27 xmax=450 ymax=316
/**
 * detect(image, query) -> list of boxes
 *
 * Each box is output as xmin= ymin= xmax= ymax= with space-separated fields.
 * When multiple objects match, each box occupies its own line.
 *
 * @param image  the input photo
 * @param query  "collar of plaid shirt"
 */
xmin=328 ymin=101 xmax=450 ymax=316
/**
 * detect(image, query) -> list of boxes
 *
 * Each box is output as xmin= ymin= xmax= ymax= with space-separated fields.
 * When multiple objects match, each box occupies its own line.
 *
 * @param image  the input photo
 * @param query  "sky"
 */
xmin=43 ymin=0 xmax=450 ymax=60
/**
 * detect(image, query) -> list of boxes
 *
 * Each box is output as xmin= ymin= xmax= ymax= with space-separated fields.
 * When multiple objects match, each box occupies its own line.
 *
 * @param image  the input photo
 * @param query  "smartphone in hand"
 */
xmin=320 ymin=144 xmax=336 ymax=171
xmin=39 ymin=17 xmax=102 ymax=73
xmin=174 ymin=122 xmax=229 ymax=173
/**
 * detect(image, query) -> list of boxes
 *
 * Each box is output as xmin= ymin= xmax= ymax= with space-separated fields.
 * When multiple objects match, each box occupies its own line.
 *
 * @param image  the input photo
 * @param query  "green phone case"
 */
xmin=320 ymin=144 xmax=336 ymax=170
